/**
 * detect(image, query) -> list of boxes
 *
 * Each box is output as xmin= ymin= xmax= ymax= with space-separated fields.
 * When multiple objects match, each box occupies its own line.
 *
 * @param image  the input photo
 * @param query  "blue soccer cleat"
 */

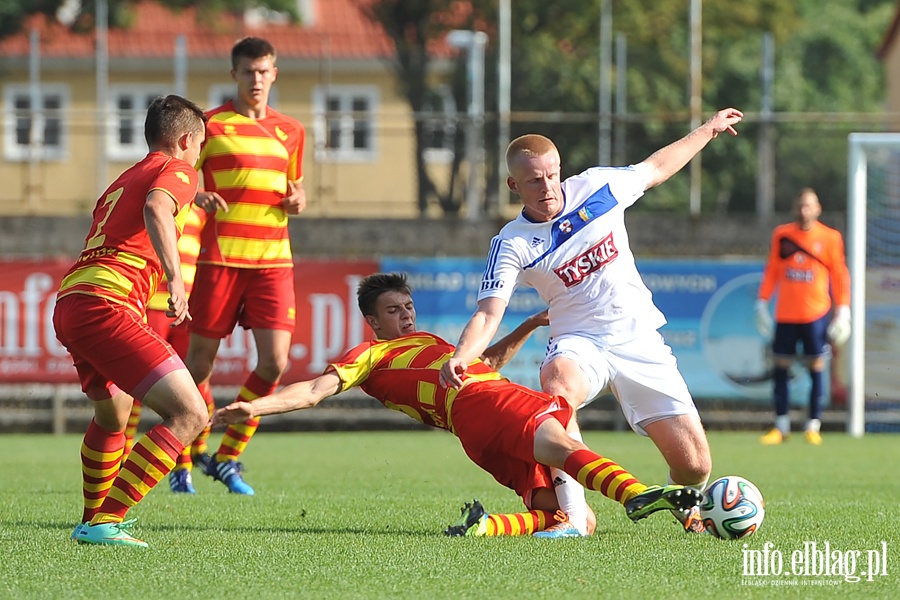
xmin=205 ymin=459 xmax=255 ymax=495
xmin=70 ymin=522 xmax=86 ymax=540
xmin=190 ymin=451 xmax=213 ymax=472
xmin=169 ymin=468 xmax=196 ymax=494
xmin=76 ymin=519 xmax=149 ymax=548
xmin=533 ymin=510 xmax=587 ymax=539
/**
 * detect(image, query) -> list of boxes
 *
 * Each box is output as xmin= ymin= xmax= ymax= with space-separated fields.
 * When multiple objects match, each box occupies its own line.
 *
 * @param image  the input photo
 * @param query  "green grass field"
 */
xmin=1 ymin=430 xmax=897 ymax=599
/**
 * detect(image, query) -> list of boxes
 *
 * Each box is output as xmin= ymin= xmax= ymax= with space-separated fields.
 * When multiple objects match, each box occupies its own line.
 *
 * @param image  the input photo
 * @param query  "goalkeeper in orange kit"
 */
xmin=755 ymin=188 xmax=851 ymax=445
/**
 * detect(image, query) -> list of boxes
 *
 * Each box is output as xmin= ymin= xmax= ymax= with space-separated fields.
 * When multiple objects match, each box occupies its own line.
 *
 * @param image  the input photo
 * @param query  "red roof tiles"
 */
xmin=0 ymin=0 xmax=397 ymax=61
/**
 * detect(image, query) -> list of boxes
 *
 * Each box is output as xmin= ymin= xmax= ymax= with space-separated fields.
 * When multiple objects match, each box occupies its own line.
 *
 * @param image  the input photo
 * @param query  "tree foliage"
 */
xmin=4 ymin=0 xmax=895 ymax=215
xmin=0 ymin=0 xmax=64 ymax=39
xmin=0 ymin=0 xmax=298 ymax=40
xmin=368 ymin=0 xmax=893 ymax=215
xmin=359 ymin=0 xmax=479 ymax=215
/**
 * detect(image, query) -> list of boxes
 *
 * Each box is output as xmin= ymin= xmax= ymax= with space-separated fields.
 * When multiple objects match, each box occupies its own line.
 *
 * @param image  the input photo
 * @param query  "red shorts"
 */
xmin=145 ymin=308 xmax=191 ymax=358
xmin=53 ymin=294 xmax=185 ymax=399
xmin=188 ymin=264 xmax=296 ymax=339
xmin=450 ymin=379 xmax=573 ymax=503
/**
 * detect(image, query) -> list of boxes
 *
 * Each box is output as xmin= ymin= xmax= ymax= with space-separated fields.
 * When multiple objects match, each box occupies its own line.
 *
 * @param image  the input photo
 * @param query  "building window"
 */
xmin=313 ymin=86 xmax=378 ymax=162
xmin=422 ymin=85 xmax=456 ymax=163
xmin=2 ymin=84 xmax=68 ymax=162
xmin=108 ymin=87 xmax=168 ymax=161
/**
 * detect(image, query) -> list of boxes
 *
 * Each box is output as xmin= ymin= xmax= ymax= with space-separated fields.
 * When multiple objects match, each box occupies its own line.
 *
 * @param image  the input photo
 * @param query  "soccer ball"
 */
xmin=699 ymin=476 xmax=765 ymax=540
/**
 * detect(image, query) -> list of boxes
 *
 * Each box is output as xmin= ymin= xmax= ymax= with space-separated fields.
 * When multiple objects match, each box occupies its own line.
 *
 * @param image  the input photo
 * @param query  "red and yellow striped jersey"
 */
xmin=146 ymin=202 xmax=208 ymax=311
xmin=57 ymin=152 xmax=200 ymax=316
xmin=758 ymin=221 xmax=851 ymax=323
xmin=196 ymin=101 xmax=304 ymax=269
xmin=330 ymin=332 xmax=505 ymax=432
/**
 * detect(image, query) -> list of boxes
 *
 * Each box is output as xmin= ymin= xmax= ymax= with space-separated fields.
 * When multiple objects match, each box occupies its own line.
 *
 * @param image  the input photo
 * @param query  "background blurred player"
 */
xmin=123 ymin=202 xmax=215 ymax=494
xmin=187 ymin=36 xmax=306 ymax=495
xmin=440 ymin=108 xmax=744 ymax=535
xmin=213 ymin=273 xmax=702 ymax=537
xmin=53 ymin=95 xmax=209 ymax=547
xmin=755 ymin=188 xmax=851 ymax=445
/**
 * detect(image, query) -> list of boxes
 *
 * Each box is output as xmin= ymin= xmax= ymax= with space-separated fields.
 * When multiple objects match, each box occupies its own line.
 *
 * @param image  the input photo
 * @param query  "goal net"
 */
xmin=847 ymin=133 xmax=900 ymax=436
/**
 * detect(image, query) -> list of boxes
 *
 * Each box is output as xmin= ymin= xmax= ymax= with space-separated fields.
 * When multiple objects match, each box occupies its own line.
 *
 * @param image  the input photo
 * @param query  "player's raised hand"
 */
xmin=281 ymin=180 xmax=307 ymax=215
xmin=439 ymin=357 xmax=469 ymax=389
xmin=196 ymin=190 xmax=228 ymax=213
xmin=707 ymin=108 xmax=743 ymax=138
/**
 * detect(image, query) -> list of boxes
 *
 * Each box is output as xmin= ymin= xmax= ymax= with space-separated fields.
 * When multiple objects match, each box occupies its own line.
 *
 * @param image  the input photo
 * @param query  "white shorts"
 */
xmin=541 ymin=331 xmax=698 ymax=436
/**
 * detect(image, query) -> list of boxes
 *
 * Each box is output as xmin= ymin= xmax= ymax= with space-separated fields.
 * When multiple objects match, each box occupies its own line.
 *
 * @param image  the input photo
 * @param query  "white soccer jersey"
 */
xmin=478 ymin=163 xmax=666 ymax=344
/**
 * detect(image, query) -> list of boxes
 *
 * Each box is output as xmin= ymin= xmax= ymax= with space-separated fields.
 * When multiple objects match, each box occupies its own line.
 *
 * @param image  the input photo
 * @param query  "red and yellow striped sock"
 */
xmin=80 ymin=420 xmax=125 ymax=524
xmin=90 ymin=425 xmax=184 ymax=525
xmin=563 ymin=449 xmax=648 ymax=505
xmin=192 ymin=380 xmax=215 ymax=456
xmin=174 ymin=445 xmax=192 ymax=470
xmin=483 ymin=510 xmax=557 ymax=536
xmin=122 ymin=399 xmax=142 ymax=463
xmin=215 ymin=372 xmax=275 ymax=462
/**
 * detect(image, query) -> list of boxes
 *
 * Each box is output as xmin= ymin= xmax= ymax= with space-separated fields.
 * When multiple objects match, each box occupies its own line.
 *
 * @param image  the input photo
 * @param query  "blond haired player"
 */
xmin=440 ymin=108 xmax=743 ymax=536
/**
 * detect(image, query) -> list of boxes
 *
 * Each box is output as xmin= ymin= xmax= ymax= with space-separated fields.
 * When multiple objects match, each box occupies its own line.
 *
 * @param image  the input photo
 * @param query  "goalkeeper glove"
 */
xmin=755 ymin=299 xmax=774 ymax=339
xmin=827 ymin=305 xmax=851 ymax=347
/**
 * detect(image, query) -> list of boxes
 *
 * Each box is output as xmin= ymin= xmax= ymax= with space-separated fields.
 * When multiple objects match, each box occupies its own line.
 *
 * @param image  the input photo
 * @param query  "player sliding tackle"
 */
xmin=213 ymin=273 xmax=702 ymax=537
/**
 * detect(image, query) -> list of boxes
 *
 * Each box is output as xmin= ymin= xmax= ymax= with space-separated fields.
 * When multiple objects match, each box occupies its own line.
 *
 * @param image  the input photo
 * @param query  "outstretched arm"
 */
xmin=439 ymin=296 xmax=508 ymax=388
xmin=641 ymin=108 xmax=743 ymax=190
xmin=480 ymin=309 xmax=549 ymax=371
xmin=212 ymin=371 xmax=343 ymax=425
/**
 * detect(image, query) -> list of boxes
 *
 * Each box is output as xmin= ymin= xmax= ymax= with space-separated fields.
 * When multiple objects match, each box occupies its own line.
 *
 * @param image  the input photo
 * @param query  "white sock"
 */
xmin=775 ymin=415 xmax=790 ymax=435
xmin=552 ymin=430 xmax=588 ymax=534
xmin=668 ymin=473 xmax=708 ymax=493
xmin=806 ymin=418 xmax=821 ymax=433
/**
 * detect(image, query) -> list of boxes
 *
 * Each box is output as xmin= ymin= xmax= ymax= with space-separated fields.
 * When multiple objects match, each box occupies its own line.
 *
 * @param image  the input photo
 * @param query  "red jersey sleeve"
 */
xmin=150 ymin=162 xmax=200 ymax=213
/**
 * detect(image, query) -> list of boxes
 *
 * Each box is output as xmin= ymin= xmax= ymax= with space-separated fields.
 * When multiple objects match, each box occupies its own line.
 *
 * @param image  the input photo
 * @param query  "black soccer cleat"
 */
xmin=625 ymin=485 xmax=703 ymax=522
xmin=443 ymin=499 xmax=488 ymax=537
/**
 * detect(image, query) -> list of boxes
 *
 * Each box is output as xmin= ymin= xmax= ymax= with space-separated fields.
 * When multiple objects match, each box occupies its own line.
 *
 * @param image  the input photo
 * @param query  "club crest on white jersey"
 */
xmin=477 ymin=163 xmax=667 ymax=343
